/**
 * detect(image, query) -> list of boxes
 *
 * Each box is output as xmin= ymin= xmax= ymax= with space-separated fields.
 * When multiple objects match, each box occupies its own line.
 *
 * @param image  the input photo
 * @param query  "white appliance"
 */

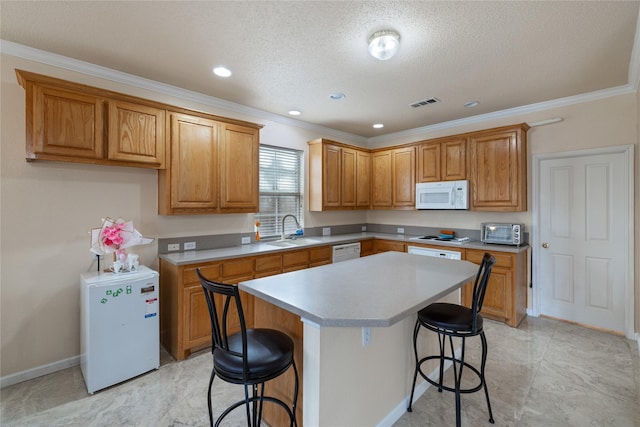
xmin=416 ymin=180 xmax=469 ymax=210
xmin=332 ymin=242 xmax=361 ymax=263
xmin=408 ymin=245 xmax=463 ymax=302
xmin=81 ymin=265 xmax=160 ymax=394
xmin=407 ymin=245 xmax=463 ymax=260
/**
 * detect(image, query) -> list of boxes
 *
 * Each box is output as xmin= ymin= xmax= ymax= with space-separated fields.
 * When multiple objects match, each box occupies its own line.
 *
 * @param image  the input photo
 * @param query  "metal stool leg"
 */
xmin=407 ymin=319 xmax=422 ymax=412
xmin=480 ymin=331 xmax=495 ymax=424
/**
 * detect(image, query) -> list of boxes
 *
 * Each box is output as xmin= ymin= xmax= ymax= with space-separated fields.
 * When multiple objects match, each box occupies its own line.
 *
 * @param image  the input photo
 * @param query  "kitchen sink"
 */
xmin=267 ymin=238 xmax=322 ymax=248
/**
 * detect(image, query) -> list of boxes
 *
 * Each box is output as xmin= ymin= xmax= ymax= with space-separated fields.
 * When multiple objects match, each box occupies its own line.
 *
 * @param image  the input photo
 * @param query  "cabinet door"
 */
xmin=469 ymin=126 xmax=527 ymax=211
xmin=168 ymin=113 xmax=218 ymax=211
xmin=371 ymin=150 xmax=393 ymax=208
xmin=219 ymin=123 xmax=259 ymax=211
xmin=30 ymin=85 xmax=105 ymax=159
xmin=417 ymin=142 xmax=440 ymax=182
xmin=183 ymin=285 xmax=213 ymax=350
xmin=392 ymin=146 xmax=416 ymax=208
xmin=356 ymin=150 xmax=371 ymax=208
xmin=441 ymin=138 xmax=466 ymax=181
xmin=341 ymin=147 xmax=357 ymax=207
xmin=323 ymin=144 xmax=341 ymax=208
xmin=108 ymin=100 xmax=165 ymax=167
xmin=480 ymin=268 xmax=511 ymax=320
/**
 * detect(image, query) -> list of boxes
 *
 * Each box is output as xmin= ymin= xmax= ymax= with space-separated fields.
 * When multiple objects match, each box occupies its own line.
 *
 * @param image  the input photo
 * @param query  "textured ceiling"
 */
xmin=1 ymin=1 xmax=639 ymax=137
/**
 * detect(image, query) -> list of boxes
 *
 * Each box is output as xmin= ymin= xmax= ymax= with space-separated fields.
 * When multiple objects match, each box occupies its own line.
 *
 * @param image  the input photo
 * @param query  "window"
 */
xmin=256 ymin=145 xmax=303 ymax=239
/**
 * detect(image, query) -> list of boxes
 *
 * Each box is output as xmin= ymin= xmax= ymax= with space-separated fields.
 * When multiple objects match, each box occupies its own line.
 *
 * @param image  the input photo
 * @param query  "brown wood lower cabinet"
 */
xmin=374 ymin=239 xmax=406 ymax=253
xmin=462 ymin=248 xmax=528 ymax=327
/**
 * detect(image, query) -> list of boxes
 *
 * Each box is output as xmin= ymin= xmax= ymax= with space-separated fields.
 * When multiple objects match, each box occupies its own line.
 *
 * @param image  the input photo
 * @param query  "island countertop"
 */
xmin=239 ymin=251 xmax=479 ymax=327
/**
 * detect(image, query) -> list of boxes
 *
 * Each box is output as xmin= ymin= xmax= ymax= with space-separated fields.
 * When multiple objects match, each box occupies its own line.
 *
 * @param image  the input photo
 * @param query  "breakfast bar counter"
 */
xmin=240 ymin=251 xmax=478 ymax=426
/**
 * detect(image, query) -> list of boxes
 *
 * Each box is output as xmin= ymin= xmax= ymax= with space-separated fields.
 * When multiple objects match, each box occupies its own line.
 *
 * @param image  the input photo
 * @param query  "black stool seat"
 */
xmin=408 ymin=253 xmax=496 ymax=427
xmin=418 ymin=302 xmax=483 ymax=334
xmin=214 ymin=329 xmax=294 ymax=382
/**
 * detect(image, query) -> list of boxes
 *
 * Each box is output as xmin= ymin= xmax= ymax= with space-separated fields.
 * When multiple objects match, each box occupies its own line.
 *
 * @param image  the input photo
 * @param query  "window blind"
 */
xmin=256 ymin=145 xmax=303 ymax=238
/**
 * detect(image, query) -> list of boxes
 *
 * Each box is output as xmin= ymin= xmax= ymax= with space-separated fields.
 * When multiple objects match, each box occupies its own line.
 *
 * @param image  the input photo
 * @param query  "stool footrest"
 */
xmin=416 ymin=355 xmax=485 ymax=395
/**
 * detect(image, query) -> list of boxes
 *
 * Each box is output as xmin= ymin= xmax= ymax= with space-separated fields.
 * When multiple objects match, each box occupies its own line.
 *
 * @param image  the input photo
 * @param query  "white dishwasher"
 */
xmin=407 ymin=245 xmax=463 ymax=302
xmin=332 ymin=242 xmax=361 ymax=263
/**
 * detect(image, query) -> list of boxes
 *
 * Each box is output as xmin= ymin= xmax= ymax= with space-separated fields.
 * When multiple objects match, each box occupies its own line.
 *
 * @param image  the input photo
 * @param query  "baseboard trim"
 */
xmin=375 ymin=348 xmax=461 ymax=427
xmin=0 ymin=355 xmax=80 ymax=388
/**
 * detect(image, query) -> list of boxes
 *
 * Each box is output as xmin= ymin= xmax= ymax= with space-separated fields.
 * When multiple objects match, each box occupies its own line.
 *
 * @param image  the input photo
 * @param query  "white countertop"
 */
xmin=159 ymin=232 xmax=527 ymax=265
xmin=238 ymin=251 xmax=479 ymax=327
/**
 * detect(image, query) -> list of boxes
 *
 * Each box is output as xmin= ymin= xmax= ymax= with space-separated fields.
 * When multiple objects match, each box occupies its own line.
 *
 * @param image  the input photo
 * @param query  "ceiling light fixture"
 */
xmin=373 ymin=123 xmax=384 ymax=129
xmin=464 ymin=101 xmax=479 ymax=108
xmin=212 ymin=66 xmax=232 ymax=77
xmin=368 ymin=30 xmax=400 ymax=61
xmin=288 ymin=110 xmax=301 ymax=116
xmin=330 ymin=93 xmax=346 ymax=100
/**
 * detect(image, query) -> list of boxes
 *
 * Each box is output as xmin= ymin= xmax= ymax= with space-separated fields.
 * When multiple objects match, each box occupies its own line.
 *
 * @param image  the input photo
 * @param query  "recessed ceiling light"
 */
xmin=373 ymin=123 xmax=384 ymax=129
xmin=213 ymin=66 xmax=232 ymax=77
xmin=288 ymin=110 xmax=301 ymax=116
xmin=464 ymin=101 xmax=479 ymax=108
xmin=329 ymin=93 xmax=346 ymax=100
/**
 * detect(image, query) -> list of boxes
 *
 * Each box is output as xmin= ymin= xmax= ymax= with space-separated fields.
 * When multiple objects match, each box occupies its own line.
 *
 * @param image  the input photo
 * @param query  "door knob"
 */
xmin=542 ymin=242 xmax=549 ymax=248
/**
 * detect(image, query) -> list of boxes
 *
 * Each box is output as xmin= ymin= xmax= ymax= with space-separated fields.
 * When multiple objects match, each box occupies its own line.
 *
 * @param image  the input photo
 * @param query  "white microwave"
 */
xmin=415 ymin=180 xmax=469 ymax=210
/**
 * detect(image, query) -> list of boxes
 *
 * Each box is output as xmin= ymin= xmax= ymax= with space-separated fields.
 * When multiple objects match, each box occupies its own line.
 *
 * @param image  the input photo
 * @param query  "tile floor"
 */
xmin=1 ymin=316 xmax=639 ymax=426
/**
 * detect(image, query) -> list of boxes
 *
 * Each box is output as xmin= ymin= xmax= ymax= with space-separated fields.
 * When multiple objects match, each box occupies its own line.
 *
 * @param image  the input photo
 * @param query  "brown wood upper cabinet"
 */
xmin=417 ymin=136 xmax=466 ymax=182
xmin=468 ymin=123 xmax=529 ymax=212
xmin=308 ymin=139 xmax=370 ymax=210
xmin=371 ymin=146 xmax=416 ymax=209
xmin=158 ymin=112 xmax=260 ymax=215
xmin=16 ymin=69 xmax=166 ymax=168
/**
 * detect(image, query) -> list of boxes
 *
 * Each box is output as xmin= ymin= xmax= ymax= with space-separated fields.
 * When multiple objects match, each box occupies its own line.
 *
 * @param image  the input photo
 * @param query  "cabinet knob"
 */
xmin=542 ymin=242 xmax=549 ymax=248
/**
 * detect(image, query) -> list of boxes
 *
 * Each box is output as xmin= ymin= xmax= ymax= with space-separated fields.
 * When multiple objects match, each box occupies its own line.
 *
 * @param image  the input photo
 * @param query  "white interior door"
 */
xmin=536 ymin=148 xmax=632 ymax=334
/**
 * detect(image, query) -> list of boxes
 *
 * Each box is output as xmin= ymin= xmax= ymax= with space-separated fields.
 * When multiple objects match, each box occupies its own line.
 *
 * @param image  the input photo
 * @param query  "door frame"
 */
xmin=531 ymin=144 xmax=635 ymax=339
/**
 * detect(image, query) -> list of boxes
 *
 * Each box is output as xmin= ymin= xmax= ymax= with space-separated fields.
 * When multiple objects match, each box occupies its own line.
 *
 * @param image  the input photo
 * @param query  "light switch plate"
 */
xmin=322 ymin=227 xmax=331 ymax=236
xmin=397 ymin=227 xmax=404 ymax=234
xmin=184 ymin=241 xmax=196 ymax=250
xmin=241 ymin=237 xmax=250 ymax=244
xmin=167 ymin=243 xmax=180 ymax=251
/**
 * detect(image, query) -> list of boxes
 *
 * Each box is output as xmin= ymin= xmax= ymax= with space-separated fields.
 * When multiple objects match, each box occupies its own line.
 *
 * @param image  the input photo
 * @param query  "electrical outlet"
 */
xmin=397 ymin=227 xmax=404 ymax=234
xmin=322 ymin=227 xmax=331 ymax=236
xmin=167 ymin=243 xmax=180 ymax=251
xmin=362 ymin=225 xmax=367 ymax=232
xmin=241 ymin=237 xmax=250 ymax=244
xmin=362 ymin=327 xmax=371 ymax=347
xmin=184 ymin=241 xmax=196 ymax=250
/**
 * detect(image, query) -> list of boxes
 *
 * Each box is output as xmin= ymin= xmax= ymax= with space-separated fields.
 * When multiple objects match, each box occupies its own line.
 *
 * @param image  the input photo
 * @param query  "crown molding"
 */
xmin=368 ymin=83 xmax=637 ymax=145
xmin=0 ymin=40 xmax=367 ymax=145
xmin=1 ymin=38 xmax=636 ymax=148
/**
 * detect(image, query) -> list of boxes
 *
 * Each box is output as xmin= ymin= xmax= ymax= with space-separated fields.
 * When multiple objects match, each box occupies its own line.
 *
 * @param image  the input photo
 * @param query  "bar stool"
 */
xmin=407 ymin=253 xmax=497 ymax=427
xmin=197 ymin=269 xmax=299 ymax=427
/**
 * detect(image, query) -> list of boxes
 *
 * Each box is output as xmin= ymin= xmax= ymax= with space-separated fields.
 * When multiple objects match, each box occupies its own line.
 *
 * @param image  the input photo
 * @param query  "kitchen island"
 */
xmin=240 ymin=251 xmax=479 ymax=427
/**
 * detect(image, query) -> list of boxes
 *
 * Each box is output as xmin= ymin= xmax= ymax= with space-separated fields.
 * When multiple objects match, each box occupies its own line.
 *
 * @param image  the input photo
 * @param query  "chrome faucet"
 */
xmin=281 ymin=214 xmax=301 ymax=240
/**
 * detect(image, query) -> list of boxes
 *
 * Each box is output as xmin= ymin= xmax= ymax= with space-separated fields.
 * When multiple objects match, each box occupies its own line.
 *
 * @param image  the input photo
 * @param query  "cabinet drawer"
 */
xmin=255 ymin=254 xmax=282 ymax=273
xmin=466 ymin=249 xmax=513 ymax=269
xmin=309 ymin=246 xmax=332 ymax=263
xmin=375 ymin=239 xmax=405 ymax=253
xmin=282 ymin=250 xmax=310 ymax=268
xmin=222 ymin=258 xmax=254 ymax=278
xmin=183 ymin=263 xmax=220 ymax=285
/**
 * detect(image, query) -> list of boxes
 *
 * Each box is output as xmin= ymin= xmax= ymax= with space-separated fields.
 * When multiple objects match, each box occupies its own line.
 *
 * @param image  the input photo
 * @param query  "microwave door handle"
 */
xmin=450 ymin=187 xmax=455 ymax=205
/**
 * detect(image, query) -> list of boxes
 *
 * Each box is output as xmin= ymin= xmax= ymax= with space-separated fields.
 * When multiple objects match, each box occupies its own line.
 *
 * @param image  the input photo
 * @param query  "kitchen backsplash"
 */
xmin=157 ymin=223 xmax=529 ymax=254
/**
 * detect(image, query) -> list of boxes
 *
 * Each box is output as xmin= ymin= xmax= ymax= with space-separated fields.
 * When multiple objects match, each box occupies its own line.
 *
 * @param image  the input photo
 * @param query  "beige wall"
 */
xmin=1 ymin=51 xmax=638 ymax=379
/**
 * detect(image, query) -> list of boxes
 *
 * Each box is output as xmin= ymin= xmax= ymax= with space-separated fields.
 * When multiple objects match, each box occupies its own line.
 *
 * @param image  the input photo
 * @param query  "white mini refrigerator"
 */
xmin=81 ymin=265 xmax=160 ymax=394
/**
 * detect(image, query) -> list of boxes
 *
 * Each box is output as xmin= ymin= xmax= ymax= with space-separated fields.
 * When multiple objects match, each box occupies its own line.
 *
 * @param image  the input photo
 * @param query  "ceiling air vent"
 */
xmin=409 ymin=97 xmax=441 ymax=108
